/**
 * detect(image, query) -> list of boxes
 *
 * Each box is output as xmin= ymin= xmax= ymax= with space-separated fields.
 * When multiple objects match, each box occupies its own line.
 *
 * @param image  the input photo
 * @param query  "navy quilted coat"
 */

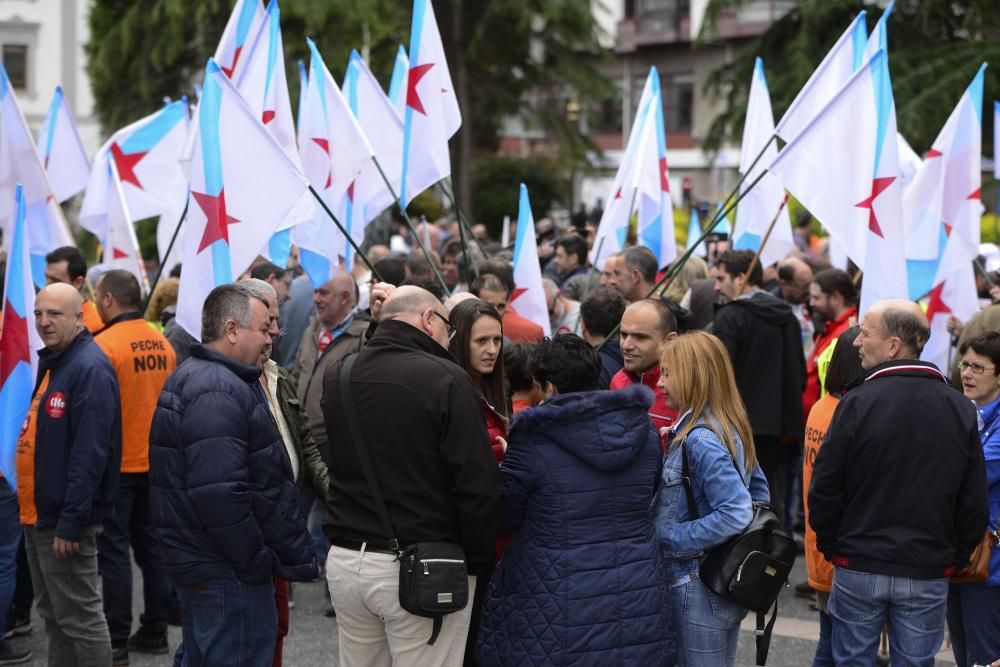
xmin=149 ymin=344 xmax=317 ymax=586
xmin=477 ymin=385 xmax=675 ymax=666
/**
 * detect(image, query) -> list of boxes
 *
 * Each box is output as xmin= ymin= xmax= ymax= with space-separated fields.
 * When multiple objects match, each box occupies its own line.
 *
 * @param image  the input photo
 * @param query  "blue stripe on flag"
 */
xmin=733 ymin=231 xmax=762 ymax=252
xmin=868 ymin=50 xmax=892 ymax=176
xmin=268 ymin=229 xmax=292 ymax=269
xmin=388 ymin=46 xmax=407 ymax=103
xmin=7 ymin=186 xmax=28 ymax=315
xmin=300 ymin=248 xmax=332 ymax=289
xmin=401 ymin=0 xmax=428 ymax=207
xmin=850 ymin=11 xmax=867 ymax=71
xmin=235 ymin=0 xmax=259 ymax=48
xmin=200 ymin=65 xmax=225 ymax=197
xmin=514 ymin=183 xmax=533 ymax=273
xmin=119 ymin=100 xmax=187 ymax=154
xmin=29 ymin=254 xmax=46 ymax=291
xmin=262 ymin=2 xmax=280 ymax=102
xmin=967 ymin=64 xmax=986 ymax=126
xmin=0 ymin=65 xmax=9 ymax=101
xmin=41 ymin=87 xmax=64 ymax=162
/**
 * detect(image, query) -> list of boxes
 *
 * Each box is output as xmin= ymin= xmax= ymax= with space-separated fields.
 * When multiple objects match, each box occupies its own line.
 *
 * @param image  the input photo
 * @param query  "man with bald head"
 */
xmin=809 ymin=299 xmax=988 ymax=665
xmin=321 ymin=285 xmax=501 ymax=665
xmin=18 ymin=283 xmax=121 ymax=665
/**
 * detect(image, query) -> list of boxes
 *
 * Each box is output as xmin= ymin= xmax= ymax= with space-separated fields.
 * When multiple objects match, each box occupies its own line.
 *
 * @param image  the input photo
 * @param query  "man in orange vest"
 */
xmin=44 ymin=246 xmax=103 ymax=334
xmin=92 ymin=270 xmax=177 ymax=665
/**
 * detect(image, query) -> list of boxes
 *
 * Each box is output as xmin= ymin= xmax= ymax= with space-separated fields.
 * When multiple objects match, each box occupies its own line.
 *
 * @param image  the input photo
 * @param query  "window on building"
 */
xmin=662 ymin=72 xmax=694 ymax=134
xmin=2 ymin=44 xmax=28 ymax=89
xmin=588 ymin=81 xmax=624 ymax=134
xmin=637 ymin=0 xmax=690 ymax=16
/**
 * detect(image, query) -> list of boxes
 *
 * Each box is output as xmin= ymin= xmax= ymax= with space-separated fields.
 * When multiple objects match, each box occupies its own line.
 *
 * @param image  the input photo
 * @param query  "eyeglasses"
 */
xmin=959 ymin=361 xmax=997 ymax=375
xmin=431 ymin=310 xmax=454 ymax=334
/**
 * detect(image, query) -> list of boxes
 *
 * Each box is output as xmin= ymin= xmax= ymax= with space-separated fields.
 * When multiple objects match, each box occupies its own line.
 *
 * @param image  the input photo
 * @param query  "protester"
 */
xmin=804 ymin=269 xmax=858 ymax=417
xmin=599 ymin=252 xmax=622 ymax=289
xmin=44 ymin=247 xmax=103 ymax=334
xmin=713 ymin=249 xmax=804 ymax=529
xmin=448 ymin=299 xmax=508 ymax=463
xmin=550 ymin=235 xmax=590 ymax=291
xmin=275 ymin=270 xmax=317 ymax=370
xmin=951 ymin=296 xmax=1000 ymax=385
xmin=947 ymin=332 xmax=1000 ymax=667
xmin=250 ymin=262 xmax=292 ymax=305
xmin=611 ymin=298 xmax=679 ymax=433
xmin=478 ymin=335 xmax=673 ymax=666
xmin=353 ymin=244 xmax=390 ymax=310
xmin=664 ymin=254 xmax=708 ymax=304
xmin=802 ymin=326 xmax=863 ymax=667
xmin=17 ymin=283 xmax=121 ymax=666
xmin=579 ymin=287 xmax=627 ymax=389
xmin=440 ymin=239 xmax=464 ymax=293
xmin=503 ymin=342 xmax=541 ymax=413
xmin=654 ymin=330 xmax=769 ymax=666
xmin=608 ymin=246 xmax=659 ymax=303
xmin=91 ymin=270 xmax=176 ymax=665
xmin=809 ymin=299 xmax=988 ymax=666
xmin=144 ymin=276 xmax=179 ymax=330
xmin=542 ymin=277 xmax=580 ymax=335
xmin=241 ymin=279 xmax=331 ymax=667
xmin=291 ymin=271 xmax=366 ymax=573
xmin=776 ymin=257 xmax=815 ymax=358
xmin=322 ymin=286 xmax=501 ymax=665
xmin=471 ymin=266 xmax=544 ymax=342
xmin=149 ymin=282 xmax=317 ymax=667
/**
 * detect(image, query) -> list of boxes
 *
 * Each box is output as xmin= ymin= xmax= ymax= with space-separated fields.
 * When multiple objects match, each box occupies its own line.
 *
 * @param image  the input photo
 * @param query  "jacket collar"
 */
xmin=977 ymin=393 xmax=1000 ymax=433
xmin=190 ymin=343 xmax=262 ymax=382
xmin=37 ymin=328 xmax=92 ymax=371
xmin=370 ymin=318 xmax=456 ymax=363
xmin=828 ymin=305 xmax=858 ymax=329
xmin=859 ymin=359 xmax=947 ymax=386
xmin=622 ymin=364 xmax=660 ymax=390
xmin=93 ymin=310 xmax=143 ymax=336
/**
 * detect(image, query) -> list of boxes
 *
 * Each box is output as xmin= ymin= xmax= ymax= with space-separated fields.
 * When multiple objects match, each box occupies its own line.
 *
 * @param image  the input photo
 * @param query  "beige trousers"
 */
xmin=326 ymin=544 xmax=477 ymax=667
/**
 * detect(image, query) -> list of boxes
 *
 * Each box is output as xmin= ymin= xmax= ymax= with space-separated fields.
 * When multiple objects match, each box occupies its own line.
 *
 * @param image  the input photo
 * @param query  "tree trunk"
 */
xmin=450 ymin=0 xmax=473 ymax=215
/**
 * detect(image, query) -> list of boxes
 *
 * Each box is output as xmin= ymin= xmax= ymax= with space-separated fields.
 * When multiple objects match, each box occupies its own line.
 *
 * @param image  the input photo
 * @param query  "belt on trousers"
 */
xmin=330 ymin=537 xmax=399 ymax=556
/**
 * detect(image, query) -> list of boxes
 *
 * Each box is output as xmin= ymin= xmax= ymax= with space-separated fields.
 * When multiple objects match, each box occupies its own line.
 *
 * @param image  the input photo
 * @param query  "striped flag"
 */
xmin=37 ymin=86 xmax=91 ymax=203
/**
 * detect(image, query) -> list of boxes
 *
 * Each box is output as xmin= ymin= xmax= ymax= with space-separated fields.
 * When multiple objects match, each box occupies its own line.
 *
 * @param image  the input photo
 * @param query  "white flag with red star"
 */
xmin=511 ymin=184 xmax=551 ymax=337
xmin=768 ymin=49 xmax=907 ymax=314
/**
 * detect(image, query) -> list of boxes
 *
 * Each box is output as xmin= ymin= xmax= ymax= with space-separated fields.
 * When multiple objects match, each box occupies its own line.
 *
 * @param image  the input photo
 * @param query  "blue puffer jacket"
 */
xmin=477 ymin=385 xmax=674 ymax=667
xmin=149 ymin=344 xmax=317 ymax=586
xmin=975 ymin=394 xmax=1000 ymax=586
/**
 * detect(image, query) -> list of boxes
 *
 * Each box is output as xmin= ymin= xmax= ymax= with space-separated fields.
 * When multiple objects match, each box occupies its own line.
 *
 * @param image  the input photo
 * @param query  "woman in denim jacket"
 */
xmin=653 ymin=331 xmax=770 ymax=666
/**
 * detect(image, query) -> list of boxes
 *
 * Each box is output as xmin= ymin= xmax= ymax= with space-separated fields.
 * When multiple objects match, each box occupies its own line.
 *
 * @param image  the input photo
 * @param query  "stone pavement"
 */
xmin=15 ymin=555 xmax=961 ymax=665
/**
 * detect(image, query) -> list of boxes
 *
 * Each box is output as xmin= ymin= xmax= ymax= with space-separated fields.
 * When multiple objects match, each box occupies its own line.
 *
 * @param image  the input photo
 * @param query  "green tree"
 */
xmin=86 ymin=0 xmax=611 ymax=216
xmin=698 ymin=0 xmax=1000 ymax=154
xmin=469 ymin=155 xmax=566 ymax=236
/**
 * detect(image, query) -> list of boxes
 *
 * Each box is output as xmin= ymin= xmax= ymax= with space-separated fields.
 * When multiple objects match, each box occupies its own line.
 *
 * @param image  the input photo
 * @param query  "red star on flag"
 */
xmin=854 ymin=177 xmax=896 ymax=239
xmin=112 ymin=248 xmax=129 ymax=259
xmin=193 ymin=189 xmax=241 ymax=253
xmin=0 ymin=302 xmax=29 ymax=386
xmin=311 ymin=137 xmax=332 ymax=189
xmin=925 ymin=281 xmax=951 ymax=322
xmin=111 ymin=142 xmax=148 ymax=189
xmin=346 ymin=180 xmax=356 ymax=203
xmin=510 ymin=287 xmax=527 ymax=303
xmin=262 ymin=110 xmax=276 ymax=125
xmin=406 ymin=63 xmax=435 ymax=115
xmin=927 ymin=148 xmax=943 ymax=158
xmin=614 ymin=187 xmax=623 ymax=200
xmin=659 ymin=157 xmax=670 ymax=192
xmin=968 ymin=188 xmax=981 ymax=200
xmin=221 ymin=47 xmax=244 ymax=79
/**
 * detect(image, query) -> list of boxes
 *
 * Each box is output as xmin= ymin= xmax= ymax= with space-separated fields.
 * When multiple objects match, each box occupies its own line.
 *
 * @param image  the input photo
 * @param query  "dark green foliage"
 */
xmin=699 ymin=0 xmax=1000 ymax=154
xmin=469 ymin=155 xmax=565 ymax=236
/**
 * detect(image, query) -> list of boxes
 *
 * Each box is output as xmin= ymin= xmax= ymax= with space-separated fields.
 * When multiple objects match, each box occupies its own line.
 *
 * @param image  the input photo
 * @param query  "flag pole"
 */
xmin=369 ymin=156 xmax=450 ymax=294
xmin=308 ymin=185 xmax=383 ymax=282
xmin=455 ymin=200 xmax=479 ymax=282
xmin=737 ymin=193 xmax=789 ymax=297
xmin=142 ymin=199 xmax=189 ymax=316
xmin=596 ymin=169 xmax=769 ymax=349
xmin=439 ymin=179 xmax=488 ymax=257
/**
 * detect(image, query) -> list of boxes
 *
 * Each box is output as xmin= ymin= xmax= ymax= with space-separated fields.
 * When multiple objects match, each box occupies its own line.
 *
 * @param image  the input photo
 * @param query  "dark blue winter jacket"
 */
xmin=477 ymin=384 xmax=674 ymax=667
xmin=149 ymin=344 xmax=317 ymax=586
xmin=33 ymin=330 xmax=121 ymax=540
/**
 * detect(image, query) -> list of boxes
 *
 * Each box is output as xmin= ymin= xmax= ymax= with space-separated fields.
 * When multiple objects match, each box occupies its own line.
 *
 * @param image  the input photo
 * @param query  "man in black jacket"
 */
xmin=712 ymin=250 xmax=805 ymax=528
xmin=322 ymin=285 xmax=501 ymax=665
xmin=809 ymin=299 xmax=988 ymax=666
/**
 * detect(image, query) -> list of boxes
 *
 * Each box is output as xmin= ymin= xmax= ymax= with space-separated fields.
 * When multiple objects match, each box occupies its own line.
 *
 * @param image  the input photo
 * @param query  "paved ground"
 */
xmin=14 ymin=552 xmax=961 ymax=666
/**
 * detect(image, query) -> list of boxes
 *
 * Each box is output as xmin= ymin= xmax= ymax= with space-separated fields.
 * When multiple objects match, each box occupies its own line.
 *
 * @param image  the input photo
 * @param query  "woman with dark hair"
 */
xmin=449 ymin=298 xmax=508 ymax=461
xmin=503 ymin=342 xmax=540 ymax=414
xmin=477 ymin=335 xmax=673 ymax=666
xmin=802 ymin=326 xmax=863 ymax=667
xmin=948 ymin=331 xmax=1000 ymax=667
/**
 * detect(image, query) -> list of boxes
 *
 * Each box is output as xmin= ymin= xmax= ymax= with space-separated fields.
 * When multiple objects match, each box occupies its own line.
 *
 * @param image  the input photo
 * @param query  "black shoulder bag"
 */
xmin=680 ymin=432 xmax=797 ymax=666
xmin=339 ymin=355 xmax=469 ymax=646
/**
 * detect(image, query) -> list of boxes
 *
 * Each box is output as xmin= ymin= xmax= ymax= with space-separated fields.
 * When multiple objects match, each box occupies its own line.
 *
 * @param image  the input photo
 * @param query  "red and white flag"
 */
xmin=511 ymin=184 xmax=551 ymax=336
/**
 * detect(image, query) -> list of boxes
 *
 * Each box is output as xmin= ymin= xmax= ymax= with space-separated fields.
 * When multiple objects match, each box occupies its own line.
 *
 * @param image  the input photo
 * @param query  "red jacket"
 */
xmin=484 ymin=400 xmax=507 ymax=464
xmin=802 ymin=306 xmax=857 ymax=418
xmin=609 ymin=366 xmax=677 ymax=440
xmin=503 ymin=308 xmax=544 ymax=342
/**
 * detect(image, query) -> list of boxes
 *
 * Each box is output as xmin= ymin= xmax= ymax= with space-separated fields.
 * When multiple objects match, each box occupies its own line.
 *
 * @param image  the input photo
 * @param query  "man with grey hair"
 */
xmin=149 ymin=283 xmax=317 ymax=666
xmin=809 ymin=299 xmax=988 ymax=665
xmin=321 ymin=285 xmax=501 ymax=665
xmin=607 ymin=246 xmax=658 ymax=303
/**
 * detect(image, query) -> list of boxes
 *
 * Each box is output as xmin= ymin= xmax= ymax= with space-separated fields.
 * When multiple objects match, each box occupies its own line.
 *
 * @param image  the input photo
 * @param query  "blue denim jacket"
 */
xmin=653 ymin=410 xmax=770 ymax=583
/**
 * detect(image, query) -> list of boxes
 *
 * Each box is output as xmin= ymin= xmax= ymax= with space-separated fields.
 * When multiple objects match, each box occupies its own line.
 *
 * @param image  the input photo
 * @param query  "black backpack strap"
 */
xmin=680 ymin=440 xmax=700 ymax=520
xmin=755 ymin=599 xmax=779 ymax=665
xmin=339 ymin=355 xmax=400 ymax=555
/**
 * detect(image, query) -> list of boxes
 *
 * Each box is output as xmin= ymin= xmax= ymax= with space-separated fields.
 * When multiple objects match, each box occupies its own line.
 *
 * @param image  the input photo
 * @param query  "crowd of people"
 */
xmin=0 ymin=209 xmax=997 ymax=667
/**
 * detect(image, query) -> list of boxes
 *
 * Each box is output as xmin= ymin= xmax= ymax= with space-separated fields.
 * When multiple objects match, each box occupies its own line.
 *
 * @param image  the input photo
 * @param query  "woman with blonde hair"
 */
xmin=653 ymin=330 xmax=769 ymax=666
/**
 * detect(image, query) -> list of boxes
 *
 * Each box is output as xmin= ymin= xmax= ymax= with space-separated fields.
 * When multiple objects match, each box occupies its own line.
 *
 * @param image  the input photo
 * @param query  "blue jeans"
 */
xmin=829 ymin=567 xmax=948 ymax=666
xmin=812 ymin=592 xmax=835 ymax=667
xmin=0 ymin=478 xmax=20 ymax=639
xmin=669 ymin=576 xmax=747 ymax=667
xmin=175 ymin=574 xmax=276 ymax=667
xmin=98 ymin=473 xmax=170 ymax=645
xmin=947 ymin=583 xmax=1000 ymax=667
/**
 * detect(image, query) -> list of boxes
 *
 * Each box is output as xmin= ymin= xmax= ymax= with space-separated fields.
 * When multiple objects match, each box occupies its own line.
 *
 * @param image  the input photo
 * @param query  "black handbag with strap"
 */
xmin=680 ymin=428 xmax=797 ymax=666
xmin=338 ymin=355 xmax=469 ymax=646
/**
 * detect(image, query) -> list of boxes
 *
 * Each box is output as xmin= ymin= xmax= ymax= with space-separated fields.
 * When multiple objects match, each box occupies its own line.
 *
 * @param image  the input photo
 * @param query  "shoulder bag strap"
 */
xmin=339 ymin=354 xmax=400 ymax=554
xmin=680 ymin=439 xmax=700 ymax=520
